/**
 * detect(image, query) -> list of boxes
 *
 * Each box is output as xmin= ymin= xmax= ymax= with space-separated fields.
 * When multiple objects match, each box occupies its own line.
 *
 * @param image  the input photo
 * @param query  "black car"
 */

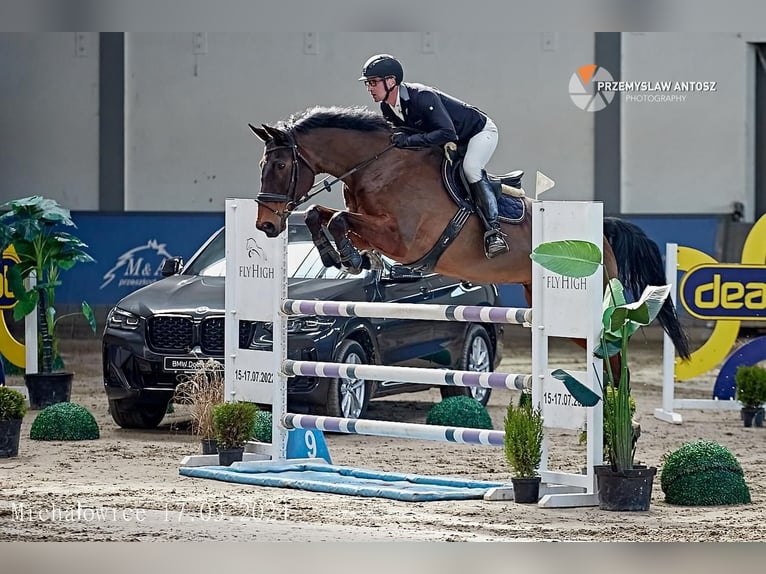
xmin=102 ymin=219 xmax=504 ymax=429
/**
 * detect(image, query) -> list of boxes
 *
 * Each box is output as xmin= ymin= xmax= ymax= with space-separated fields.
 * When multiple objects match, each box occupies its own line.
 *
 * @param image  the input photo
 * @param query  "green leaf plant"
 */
xmin=531 ymin=240 xmax=671 ymax=473
xmin=0 ymin=196 xmax=96 ymax=373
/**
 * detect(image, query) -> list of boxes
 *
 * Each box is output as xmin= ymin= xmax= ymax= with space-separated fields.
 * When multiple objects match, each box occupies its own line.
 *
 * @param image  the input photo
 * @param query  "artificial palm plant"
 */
xmin=0 ymin=196 xmax=96 ymax=372
xmin=530 ymin=240 xmax=671 ymax=473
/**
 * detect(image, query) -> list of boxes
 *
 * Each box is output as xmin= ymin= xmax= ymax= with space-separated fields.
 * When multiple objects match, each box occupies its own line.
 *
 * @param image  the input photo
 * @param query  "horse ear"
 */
xmin=263 ymin=124 xmax=288 ymax=143
xmin=249 ymin=123 xmax=272 ymax=143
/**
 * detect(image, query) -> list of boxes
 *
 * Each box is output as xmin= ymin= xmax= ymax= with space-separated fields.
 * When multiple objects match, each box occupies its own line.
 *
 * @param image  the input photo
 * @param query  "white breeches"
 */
xmin=462 ymin=117 xmax=498 ymax=183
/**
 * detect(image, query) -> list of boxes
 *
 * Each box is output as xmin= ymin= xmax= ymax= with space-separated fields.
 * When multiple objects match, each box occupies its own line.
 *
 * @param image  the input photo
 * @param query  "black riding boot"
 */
xmin=468 ymin=175 xmax=509 ymax=259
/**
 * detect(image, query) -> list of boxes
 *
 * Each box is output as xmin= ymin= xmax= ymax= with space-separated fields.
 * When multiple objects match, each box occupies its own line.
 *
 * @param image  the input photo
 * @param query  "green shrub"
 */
xmin=0 ymin=386 xmax=27 ymax=420
xmin=660 ymin=441 xmax=750 ymax=505
xmin=213 ymin=401 xmax=259 ymax=449
xmin=503 ymin=396 xmax=543 ymax=478
xmin=735 ymin=365 xmax=766 ymax=408
xmin=251 ymin=410 xmax=272 ymax=443
xmin=30 ymin=402 xmax=99 ymax=441
xmin=425 ymin=396 xmax=493 ymax=430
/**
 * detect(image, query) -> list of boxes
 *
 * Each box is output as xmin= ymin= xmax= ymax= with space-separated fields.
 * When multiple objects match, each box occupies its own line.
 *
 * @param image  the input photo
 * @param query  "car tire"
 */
xmin=323 ymin=339 xmax=372 ymax=419
xmin=108 ymin=398 xmax=168 ymax=429
xmin=440 ymin=325 xmax=493 ymax=406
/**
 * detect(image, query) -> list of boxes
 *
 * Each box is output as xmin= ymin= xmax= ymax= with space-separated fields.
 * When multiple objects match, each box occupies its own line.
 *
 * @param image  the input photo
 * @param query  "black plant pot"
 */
xmin=741 ymin=407 xmax=765 ymax=428
xmin=218 ymin=447 xmax=244 ymax=466
xmin=594 ymin=464 xmax=657 ymax=511
xmin=0 ymin=418 xmax=23 ymax=457
xmin=25 ymin=372 xmax=73 ymax=410
xmin=201 ymin=438 xmax=218 ymax=455
xmin=511 ymin=476 xmax=542 ymax=503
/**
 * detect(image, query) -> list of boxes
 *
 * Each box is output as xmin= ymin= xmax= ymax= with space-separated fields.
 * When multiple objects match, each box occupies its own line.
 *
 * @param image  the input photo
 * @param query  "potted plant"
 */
xmin=734 ymin=365 xmax=766 ymax=427
xmin=0 ymin=196 xmax=96 ymax=409
xmin=0 ymin=386 xmax=28 ymax=457
xmin=503 ymin=392 xmax=544 ymax=503
xmin=531 ymin=239 xmax=672 ymax=511
xmin=173 ymin=359 xmax=224 ymax=454
xmin=212 ymin=401 xmax=259 ymax=466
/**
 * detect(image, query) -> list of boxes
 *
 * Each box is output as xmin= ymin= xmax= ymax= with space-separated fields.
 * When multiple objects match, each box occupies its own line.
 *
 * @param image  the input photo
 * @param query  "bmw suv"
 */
xmin=102 ymin=219 xmax=504 ymax=429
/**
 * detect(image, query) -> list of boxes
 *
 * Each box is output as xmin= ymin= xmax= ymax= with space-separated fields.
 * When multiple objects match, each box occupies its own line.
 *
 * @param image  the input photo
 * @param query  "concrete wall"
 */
xmin=124 ymin=32 xmax=595 ymax=211
xmin=621 ymin=33 xmax=756 ymax=217
xmin=0 ymin=32 xmax=762 ymax=219
xmin=0 ymin=33 xmax=100 ymax=209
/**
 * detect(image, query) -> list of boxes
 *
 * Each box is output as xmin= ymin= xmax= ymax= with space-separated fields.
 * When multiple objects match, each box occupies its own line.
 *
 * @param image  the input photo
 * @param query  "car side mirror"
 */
xmin=382 ymin=265 xmax=423 ymax=283
xmin=160 ymin=257 xmax=184 ymax=277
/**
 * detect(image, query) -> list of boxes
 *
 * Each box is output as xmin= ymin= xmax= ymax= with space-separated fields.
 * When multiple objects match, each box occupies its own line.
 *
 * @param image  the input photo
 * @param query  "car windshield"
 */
xmin=183 ymin=225 xmax=366 ymax=280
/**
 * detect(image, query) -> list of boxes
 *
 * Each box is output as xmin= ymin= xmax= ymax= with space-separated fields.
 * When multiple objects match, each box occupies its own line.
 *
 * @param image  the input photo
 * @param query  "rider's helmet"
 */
xmin=358 ymin=54 xmax=404 ymax=85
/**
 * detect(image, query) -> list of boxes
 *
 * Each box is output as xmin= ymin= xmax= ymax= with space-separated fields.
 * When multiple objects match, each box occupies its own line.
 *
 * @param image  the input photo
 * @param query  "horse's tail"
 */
xmin=603 ymin=217 xmax=691 ymax=360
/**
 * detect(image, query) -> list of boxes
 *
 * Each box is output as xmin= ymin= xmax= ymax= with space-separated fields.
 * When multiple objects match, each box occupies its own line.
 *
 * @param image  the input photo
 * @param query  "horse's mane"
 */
xmin=279 ymin=106 xmax=391 ymax=135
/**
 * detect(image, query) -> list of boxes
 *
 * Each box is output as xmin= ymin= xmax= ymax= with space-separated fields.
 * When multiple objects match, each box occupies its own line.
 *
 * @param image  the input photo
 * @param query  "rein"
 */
xmin=256 ymin=132 xmax=395 ymax=223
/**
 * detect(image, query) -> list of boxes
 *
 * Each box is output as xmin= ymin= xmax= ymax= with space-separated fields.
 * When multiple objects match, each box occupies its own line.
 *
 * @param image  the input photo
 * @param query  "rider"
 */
xmin=359 ymin=53 xmax=509 ymax=259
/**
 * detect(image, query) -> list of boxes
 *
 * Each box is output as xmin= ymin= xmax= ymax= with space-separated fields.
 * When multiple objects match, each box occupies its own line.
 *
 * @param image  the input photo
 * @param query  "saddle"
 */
xmin=400 ymin=143 xmax=527 ymax=272
xmin=441 ymin=154 xmax=527 ymax=224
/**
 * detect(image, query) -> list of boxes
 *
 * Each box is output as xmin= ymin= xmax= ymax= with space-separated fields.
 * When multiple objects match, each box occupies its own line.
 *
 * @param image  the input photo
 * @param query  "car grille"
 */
xmin=200 ymin=318 xmax=225 ymax=354
xmin=147 ymin=316 xmax=194 ymax=353
xmin=146 ymin=314 xmax=255 ymax=354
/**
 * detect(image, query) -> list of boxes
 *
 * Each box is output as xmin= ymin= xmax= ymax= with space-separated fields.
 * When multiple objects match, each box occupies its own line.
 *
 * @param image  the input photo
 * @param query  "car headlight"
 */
xmin=286 ymin=316 xmax=333 ymax=334
xmin=107 ymin=307 xmax=141 ymax=330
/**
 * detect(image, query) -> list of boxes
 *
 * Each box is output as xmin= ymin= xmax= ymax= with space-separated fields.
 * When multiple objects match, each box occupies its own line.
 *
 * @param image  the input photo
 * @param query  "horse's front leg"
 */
xmin=327 ymin=211 xmax=401 ymax=274
xmin=304 ymin=204 xmax=341 ymax=268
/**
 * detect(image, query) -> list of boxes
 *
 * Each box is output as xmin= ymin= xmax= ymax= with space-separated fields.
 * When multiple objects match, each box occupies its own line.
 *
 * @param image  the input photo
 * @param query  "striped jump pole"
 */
xmin=284 ymin=359 xmax=532 ymax=391
xmin=282 ymin=299 xmax=532 ymax=326
xmin=283 ymin=414 xmax=505 ymax=446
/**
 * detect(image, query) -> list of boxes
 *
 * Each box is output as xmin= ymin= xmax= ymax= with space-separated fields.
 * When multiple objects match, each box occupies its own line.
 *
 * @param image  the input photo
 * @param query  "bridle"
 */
xmin=256 ymin=129 xmax=394 ymax=226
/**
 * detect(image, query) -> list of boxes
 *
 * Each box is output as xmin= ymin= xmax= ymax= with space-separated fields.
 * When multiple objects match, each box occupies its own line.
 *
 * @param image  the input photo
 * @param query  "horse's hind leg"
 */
xmin=305 ymin=204 xmax=341 ymax=268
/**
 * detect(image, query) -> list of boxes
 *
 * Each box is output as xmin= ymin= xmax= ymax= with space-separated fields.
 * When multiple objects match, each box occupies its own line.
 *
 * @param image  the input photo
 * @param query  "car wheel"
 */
xmin=324 ymin=339 xmax=372 ymax=419
xmin=108 ymin=398 xmax=168 ymax=429
xmin=441 ymin=325 xmax=493 ymax=406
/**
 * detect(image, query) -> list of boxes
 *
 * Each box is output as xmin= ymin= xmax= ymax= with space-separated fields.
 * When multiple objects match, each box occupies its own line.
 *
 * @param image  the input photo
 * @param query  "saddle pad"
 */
xmin=498 ymin=194 xmax=526 ymax=224
xmin=180 ymin=462 xmax=508 ymax=502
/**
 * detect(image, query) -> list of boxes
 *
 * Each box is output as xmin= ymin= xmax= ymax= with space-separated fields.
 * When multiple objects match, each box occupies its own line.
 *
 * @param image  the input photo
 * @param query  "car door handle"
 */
xmin=419 ymin=286 xmax=430 ymax=295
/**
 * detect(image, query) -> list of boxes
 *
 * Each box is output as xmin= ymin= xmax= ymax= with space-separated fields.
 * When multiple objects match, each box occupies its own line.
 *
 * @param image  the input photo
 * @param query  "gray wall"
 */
xmin=1 ymin=32 xmax=763 ymax=219
xmin=0 ymin=33 xmax=100 ymax=210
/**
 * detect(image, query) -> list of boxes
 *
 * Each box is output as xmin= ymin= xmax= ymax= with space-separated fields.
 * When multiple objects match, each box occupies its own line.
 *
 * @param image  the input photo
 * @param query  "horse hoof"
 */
xmin=360 ymin=250 xmax=383 ymax=271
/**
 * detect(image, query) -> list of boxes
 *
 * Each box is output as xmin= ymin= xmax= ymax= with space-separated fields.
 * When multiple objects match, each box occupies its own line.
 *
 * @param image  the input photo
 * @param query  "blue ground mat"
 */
xmin=180 ymin=462 xmax=509 ymax=502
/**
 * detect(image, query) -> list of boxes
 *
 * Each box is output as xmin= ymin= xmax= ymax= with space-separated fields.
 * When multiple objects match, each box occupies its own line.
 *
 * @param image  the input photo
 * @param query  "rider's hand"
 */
xmin=444 ymin=142 xmax=457 ymax=164
xmin=391 ymin=131 xmax=410 ymax=148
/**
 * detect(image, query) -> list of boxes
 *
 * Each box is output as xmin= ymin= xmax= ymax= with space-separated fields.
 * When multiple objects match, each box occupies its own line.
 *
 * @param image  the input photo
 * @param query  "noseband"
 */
xmin=256 ymin=129 xmax=395 ymax=224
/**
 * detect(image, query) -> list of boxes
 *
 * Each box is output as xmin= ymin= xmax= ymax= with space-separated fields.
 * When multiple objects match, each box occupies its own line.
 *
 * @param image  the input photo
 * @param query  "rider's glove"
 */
xmin=391 ymin=131 xmax=410 ymax=148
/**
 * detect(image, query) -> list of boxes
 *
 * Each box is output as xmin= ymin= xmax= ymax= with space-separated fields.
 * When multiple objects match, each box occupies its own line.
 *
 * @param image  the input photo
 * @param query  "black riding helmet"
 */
xmin=358 ymin=54 xmax=404 ymax=85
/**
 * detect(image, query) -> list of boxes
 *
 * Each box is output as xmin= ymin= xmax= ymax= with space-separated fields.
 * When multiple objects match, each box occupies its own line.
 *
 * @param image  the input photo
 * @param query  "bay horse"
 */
xmin=248 ymin=106 xmax=691 ymax=369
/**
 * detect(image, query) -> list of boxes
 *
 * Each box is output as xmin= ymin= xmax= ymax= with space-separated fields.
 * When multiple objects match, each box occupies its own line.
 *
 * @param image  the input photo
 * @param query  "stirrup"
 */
xmin=483 ymin=229 xmax=509 ymax=259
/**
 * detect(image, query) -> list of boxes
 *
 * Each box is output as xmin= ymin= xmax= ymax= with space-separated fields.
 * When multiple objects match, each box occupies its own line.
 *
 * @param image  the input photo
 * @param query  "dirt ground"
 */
xmin=1 ymin=330 xmax=765 ymax=542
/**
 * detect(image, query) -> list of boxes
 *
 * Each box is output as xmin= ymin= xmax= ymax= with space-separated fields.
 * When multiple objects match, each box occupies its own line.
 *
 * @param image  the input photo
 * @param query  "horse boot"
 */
xmin=468 ymin=174 xmax=509 ymax=259
xmin=337 ymin=237 xmax=364 ymax=274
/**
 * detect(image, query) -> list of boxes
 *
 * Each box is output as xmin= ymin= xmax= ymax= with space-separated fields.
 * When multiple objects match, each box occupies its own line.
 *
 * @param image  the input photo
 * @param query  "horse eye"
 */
xmin=277 ymin=162 xmax=286 ymax=170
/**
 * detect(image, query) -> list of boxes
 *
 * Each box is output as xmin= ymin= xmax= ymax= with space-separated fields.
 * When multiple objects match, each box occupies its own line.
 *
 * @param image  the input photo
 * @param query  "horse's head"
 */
xmin=249 ymin=123 xmax=316 ymax=237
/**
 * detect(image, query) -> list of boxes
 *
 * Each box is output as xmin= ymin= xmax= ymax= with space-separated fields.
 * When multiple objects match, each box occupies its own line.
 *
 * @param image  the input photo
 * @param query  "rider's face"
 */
xmin=364 ymin=76 xmax=394 ymax=103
